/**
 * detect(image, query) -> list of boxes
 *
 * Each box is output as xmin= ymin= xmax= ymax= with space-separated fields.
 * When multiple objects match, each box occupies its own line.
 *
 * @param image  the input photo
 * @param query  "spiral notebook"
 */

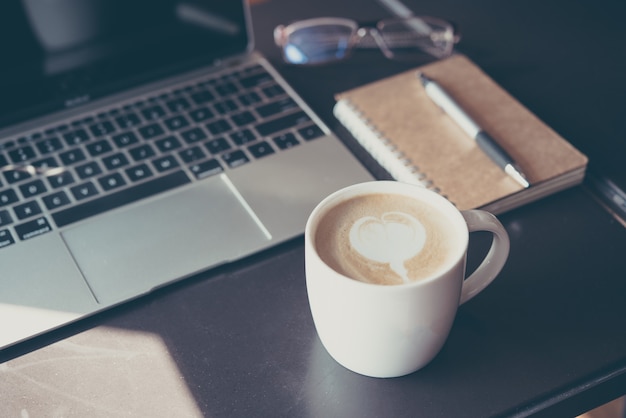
xmin=334 ymin=54 xmax=588 ymax=214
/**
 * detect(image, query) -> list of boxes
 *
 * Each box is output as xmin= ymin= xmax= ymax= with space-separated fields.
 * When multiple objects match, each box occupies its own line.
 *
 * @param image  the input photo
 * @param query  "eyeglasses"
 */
xmin=274 ymin=16 xmax=460 ymax=65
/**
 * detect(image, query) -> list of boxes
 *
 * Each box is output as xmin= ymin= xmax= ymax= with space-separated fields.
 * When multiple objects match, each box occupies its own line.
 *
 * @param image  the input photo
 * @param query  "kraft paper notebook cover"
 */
xmin=334 ymin=54 xmax=588 ymax=214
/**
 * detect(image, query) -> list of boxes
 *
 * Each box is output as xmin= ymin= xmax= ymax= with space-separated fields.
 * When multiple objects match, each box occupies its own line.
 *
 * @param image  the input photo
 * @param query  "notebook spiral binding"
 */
xmin=333 ymin=99 xmax=446 ymax=198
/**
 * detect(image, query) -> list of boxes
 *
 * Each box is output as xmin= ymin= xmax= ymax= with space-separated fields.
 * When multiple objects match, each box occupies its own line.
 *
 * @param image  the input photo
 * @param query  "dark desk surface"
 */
xmin=2 ymin=0 xmax=626 ymax=417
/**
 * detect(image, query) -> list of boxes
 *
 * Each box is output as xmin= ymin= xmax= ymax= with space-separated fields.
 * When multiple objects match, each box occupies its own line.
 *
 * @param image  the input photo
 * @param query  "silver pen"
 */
xmin=417 ymin=72 xmax=530 ymax=188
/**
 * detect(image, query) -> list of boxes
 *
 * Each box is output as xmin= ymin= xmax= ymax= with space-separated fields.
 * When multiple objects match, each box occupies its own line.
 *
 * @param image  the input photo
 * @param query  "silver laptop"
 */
xmin=0 ymin=0 xmax=372 ymax=349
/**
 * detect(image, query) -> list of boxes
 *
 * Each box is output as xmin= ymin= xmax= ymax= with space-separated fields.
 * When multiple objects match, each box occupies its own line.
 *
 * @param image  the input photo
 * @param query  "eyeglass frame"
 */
xmin=273 ymin=16 xmax=461 ymax=65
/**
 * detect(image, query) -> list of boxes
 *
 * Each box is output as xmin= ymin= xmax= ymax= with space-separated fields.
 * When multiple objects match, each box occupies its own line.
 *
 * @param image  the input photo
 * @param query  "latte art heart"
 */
xmin=315 ymin=193 xmax=455 ymax=285
xmin=349 ymin=211 xmax=427 ymax=283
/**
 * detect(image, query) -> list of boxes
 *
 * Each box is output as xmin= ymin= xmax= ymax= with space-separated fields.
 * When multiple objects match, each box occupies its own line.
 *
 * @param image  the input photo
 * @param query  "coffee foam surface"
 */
xmin=315 ymin=193 xmax=459 ymax=285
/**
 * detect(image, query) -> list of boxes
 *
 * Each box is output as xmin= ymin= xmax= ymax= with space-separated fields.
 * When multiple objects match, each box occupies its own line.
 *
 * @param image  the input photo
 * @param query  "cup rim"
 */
xmin=305 ymin=180 xmax=469 ymax=289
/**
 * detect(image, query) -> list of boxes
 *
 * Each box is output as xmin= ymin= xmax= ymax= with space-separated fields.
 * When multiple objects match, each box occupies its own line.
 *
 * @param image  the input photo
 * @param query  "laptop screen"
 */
xmin=0 ymin=0 xmax=250 ymax=130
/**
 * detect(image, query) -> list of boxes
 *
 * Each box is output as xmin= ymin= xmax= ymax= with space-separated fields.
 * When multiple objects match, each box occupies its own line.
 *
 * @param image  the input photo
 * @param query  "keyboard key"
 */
xmin=248 ymin=141 xmax=275 ymax=159
xmin=42 ymin=191 xmax=71 ymax=210
xmin=86 ymin=139 xmax=113 ymax=156
xmin=152 ymin=155 xmax=180 ymax=172
xmin=214 ymin=99 xmax=238 ymax=114
xmin=32 ymin=156 xmax=59 ymax=171
xmin=76 ymin=161 xmax=103 ymax=179
xmin=36 ymin=137 xmax=64 ymax=155
xmin=155 ymin=136 xmax=182 ymax=152
xmin=115 ymin=113 xmax=141 ymax=129
xmin=0 ymin=189 xmax=19 ymax=206
xmin=3 ymin=169 xmax=32 ymax=184
xmin=1 ymin=144 xmax=13 ymax=152
xmin=19 ymin=179 xmax=47 ymax=198
xmin=189 ymin=159 xmax=223 ymax=179
xmin=179 ymin=146 xmax=206 ymax=163
xmin=299 ymin=124 xmax=325 ymax=141
xmin=14 ymin=216 xmax=52 ymax=240
xmin=206 ymin=119 xmax=232 ymax=135
xmin=139 ymin=123 xmax=165 ymax=139
xmin=89 ymin=120 xmax=116 ymax=137
xmin=63 ymin=129 xmax=90 ymax=146
xmin=222 ymin=150 xmax=249 ymax=168
xmin=190 ymin=90 xmax=215 ymax=105
xmin=112 ymin=131 xmax=140 ymax=148
xmin=0 ymin=154 xmax=8 ymax=167
xmin=255 ymin=111 xmax=311 ymax=137
xmin=53 ymin=170 xmax=191 ymax=227
xmin=48 ymin=170 xmax=75 ymax=188
xmin=189 ymin=107 xmax=214 ymax=123
xmin=70 ymin=181 xmax=99 ymax=200
xmin=231 ymin=111 xmax=256 ymax=127
xmin=181 ymin=127 xmax=207 ymax=144
xmin=125 ymin=163 xmax=153 ymax=182
xmin=262 ymin=84 xmax=285 ymax=98
xmin=59 ymin=148 xmax=87 ymax=165
xmin=129 ymin=144 xmax=156 ymax=161
xmin=0 ymin=209 xmax=13 ymax=227
xmin=256 ymin=98 xmax=297 ymax=118
xmin=141 ymin=105 xmax=166 ymax=121
xmin=215 ymin=82 xmax=238 ymax=97
xmin=238 ymin=92 xmax=262 ymax=106
xmin=166 ymin=97 xmax=191 ymax=113
xmin=14 ymin=200 xmax=42 ymax=219
xmin=273 ymin=132 xmax=300 ymax=150
xmin=205 ymin=137 xmax=231 ymax=154
xmin=98 ymin=173 xmax=127 ymax=191
xmin=164 ymin=115 xmax=190 ymax=131
xmin=103 ymin=153 xmax=130 ymax=170
xmin=8 ymin=146 xmax=36 ymax=163
xmin=230 ymin=129 xmax=256 ymax=146
xmin=0 ymin=229 xmax=15 ymax=248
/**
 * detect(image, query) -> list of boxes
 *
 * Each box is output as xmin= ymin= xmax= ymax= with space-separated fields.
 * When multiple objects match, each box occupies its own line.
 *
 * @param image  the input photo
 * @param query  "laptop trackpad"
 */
xmin=61 ymin=175 xmax=271 ymax=305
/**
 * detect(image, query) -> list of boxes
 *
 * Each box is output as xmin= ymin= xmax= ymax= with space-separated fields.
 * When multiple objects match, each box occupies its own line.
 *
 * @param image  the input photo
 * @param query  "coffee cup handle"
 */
xmin=459 ymin=210 xmax=510 ymax=305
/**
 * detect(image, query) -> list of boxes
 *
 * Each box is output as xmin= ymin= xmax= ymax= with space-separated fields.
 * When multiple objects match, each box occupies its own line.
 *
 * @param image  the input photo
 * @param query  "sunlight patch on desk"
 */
xmin=0 ymin=327 xmax=203 ymax=417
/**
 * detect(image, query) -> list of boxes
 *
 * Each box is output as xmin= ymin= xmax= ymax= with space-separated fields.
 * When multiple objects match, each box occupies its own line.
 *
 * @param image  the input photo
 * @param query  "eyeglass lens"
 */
xmin=280 ymin=17 xmax=453 ymax=65
xmin=282 ymin=24 xmax=354 ymax=65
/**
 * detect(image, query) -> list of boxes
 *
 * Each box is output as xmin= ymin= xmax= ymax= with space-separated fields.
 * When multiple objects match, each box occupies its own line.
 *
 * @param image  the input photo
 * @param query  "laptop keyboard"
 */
xmin=0 ymin=63 xmax=324 ymax=249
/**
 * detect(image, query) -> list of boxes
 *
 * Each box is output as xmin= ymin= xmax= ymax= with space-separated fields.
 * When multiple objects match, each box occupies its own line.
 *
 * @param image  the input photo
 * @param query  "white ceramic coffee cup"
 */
xmin=305 ymin=181 xmax=510 ymax=378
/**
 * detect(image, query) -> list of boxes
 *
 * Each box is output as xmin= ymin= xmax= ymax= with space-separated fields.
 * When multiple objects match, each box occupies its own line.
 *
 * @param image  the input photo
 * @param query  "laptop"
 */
xmin=0 ymin=0 xmax=372 ymax=349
